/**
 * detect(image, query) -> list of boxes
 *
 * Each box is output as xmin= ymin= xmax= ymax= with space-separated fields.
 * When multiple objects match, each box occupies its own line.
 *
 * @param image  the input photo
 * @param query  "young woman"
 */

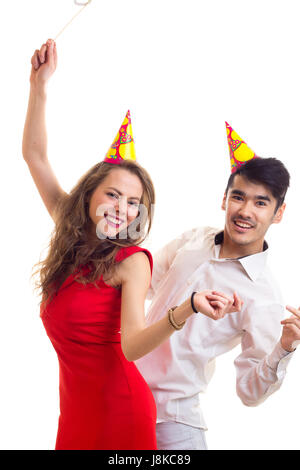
xmin=22 ymin=39 xmax=243 ymax=450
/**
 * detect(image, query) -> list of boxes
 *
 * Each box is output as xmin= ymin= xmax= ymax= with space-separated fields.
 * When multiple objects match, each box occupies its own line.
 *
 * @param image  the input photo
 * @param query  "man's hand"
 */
xmin=280 ymin=305 xmax=300 ymax=352
xmin=194 ymin=290 xmax=243 ymax=320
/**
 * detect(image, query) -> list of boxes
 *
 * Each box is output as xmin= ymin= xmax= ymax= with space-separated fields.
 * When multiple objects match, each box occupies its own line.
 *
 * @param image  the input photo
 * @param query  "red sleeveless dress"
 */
xmin=40 ymin=246 xmax=157 ymax=450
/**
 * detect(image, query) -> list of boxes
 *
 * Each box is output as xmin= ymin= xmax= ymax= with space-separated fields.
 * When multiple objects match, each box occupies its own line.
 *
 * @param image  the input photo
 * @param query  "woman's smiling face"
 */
xmin=88 ymin=168 xmax=143 ymax=239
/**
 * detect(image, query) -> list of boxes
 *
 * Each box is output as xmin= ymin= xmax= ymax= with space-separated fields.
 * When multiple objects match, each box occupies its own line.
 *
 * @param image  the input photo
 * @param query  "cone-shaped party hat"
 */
xmin=226 ymin=122 xmax=258 ymax=173
xmin=104 ymin=110 xmax=136 ymax=164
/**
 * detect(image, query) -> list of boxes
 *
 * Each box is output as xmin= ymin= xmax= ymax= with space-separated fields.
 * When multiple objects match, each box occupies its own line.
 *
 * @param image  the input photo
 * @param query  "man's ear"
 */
xmin=272 ymin=202 xmax=286 ymax=224
xmin=221 ymin=192 xmax=227 ymax=211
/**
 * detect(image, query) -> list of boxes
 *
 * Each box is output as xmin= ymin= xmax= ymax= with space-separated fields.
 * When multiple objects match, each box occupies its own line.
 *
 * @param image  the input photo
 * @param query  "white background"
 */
xmin=0 ymin=0 xmax=299 ymax=450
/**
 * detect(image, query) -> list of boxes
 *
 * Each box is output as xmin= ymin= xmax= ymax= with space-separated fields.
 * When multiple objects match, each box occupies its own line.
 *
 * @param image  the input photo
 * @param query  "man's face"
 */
xmin=222 ymin=174 xmax=285 ymax=253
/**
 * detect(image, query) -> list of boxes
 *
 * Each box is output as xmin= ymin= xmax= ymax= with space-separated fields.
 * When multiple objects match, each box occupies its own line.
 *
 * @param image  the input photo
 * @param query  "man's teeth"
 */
xmin=235 ymin=221 xmax=252 ymax=228
xmin=106 ymin=215 xmax=123 ymax=225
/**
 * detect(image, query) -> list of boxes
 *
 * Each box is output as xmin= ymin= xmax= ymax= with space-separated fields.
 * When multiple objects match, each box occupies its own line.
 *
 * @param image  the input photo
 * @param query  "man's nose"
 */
xmin=237 ymin=200 xmax=253 ymax=219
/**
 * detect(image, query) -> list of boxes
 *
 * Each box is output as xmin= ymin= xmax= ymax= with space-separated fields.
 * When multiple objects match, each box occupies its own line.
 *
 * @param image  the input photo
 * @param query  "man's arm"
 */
xmin=234 ymin=303 xmax=296 ymax=407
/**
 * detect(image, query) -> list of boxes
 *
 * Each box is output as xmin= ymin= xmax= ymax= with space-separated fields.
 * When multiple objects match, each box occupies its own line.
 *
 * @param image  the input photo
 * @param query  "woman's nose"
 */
xmin=115 ymin=196 xmax=127 ymax=216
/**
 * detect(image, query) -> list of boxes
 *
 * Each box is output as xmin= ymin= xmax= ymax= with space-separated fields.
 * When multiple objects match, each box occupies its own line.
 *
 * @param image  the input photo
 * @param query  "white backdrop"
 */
xmin=0 ymin=0 xmax=299 ymax=450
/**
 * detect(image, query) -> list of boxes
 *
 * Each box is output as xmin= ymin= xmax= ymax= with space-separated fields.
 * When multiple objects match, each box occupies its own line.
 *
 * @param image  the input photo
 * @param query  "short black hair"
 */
xmin=225 ymin=157 xmax=290 ymax=211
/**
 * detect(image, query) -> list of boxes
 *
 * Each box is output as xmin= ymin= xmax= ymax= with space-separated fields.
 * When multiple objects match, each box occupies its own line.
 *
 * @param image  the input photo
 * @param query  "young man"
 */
xmin=136 ymin=124 xmax=300 ymax=450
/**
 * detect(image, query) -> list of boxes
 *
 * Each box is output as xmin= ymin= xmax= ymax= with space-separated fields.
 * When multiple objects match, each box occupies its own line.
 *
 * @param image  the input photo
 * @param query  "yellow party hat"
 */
xmin=104 ymin=110 xmax=136 ymax=164
xmin=226 ymin=122 xmax=258 ymax=173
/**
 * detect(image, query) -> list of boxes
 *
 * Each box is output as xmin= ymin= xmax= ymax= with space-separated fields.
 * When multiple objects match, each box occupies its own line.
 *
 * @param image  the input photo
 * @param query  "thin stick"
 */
xmin=54 ymin=1 xmax=92 ymax=40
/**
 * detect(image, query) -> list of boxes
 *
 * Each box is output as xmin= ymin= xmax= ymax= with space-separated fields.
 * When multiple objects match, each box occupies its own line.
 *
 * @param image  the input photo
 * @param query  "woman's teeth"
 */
xmin=105 ymin=215 xmax=123 ymax=226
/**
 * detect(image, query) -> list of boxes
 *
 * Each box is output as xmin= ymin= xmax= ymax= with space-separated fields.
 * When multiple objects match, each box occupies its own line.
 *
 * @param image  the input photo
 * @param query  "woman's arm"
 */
xmin=22 ymin=39 xmax=67 ymax=221
xmin=119 ymin=252 xmax=242 ymax=361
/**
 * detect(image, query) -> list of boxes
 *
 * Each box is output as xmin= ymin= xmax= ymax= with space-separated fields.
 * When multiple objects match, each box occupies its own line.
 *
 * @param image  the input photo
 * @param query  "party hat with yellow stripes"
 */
xmin=104 ymin=110 xmax=136 ymax=164
xmin=225 ymin=122 xmax=258 ymax=173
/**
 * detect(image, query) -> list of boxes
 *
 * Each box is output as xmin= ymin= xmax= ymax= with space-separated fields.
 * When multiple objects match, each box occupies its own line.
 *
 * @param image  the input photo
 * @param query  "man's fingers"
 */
xmin=206 ymin=294 xmax=228 ymax=306
xmin=281 ymin=316 xmax=297 ymax=323
xmin=211 ymin=291 xmax=242 ymax=310
xmin=282 ymin=323 xmax=300 ymax=338
xmin=233 ymin=292 xmax=243 ymax=311
xmin=208 ymin=302 xmax=226 ymax=319
xmin=281 ymin=317 xmax=300 ymax=328
xmin=209 ymin=300 xmax=226 ymax=309
xmin=211 ymin=291 xmax=234 ymax=303
xmin=286 ymin=305 xmax=300 ymax=319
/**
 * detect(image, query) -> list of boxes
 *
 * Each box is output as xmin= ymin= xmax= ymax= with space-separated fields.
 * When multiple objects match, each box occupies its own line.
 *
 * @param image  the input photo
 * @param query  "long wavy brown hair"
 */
xmin=32 ymin=160 xmax=155 ymax=307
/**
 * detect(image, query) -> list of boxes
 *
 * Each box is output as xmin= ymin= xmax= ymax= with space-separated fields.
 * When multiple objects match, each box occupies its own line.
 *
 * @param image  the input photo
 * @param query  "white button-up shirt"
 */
xmin=136 ymin=226 xmax=294 ymax=430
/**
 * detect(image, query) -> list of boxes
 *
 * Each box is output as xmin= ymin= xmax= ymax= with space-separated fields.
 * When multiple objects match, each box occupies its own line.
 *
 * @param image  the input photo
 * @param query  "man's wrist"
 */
xmin=280 ymin=338 xmax=296 ymax=353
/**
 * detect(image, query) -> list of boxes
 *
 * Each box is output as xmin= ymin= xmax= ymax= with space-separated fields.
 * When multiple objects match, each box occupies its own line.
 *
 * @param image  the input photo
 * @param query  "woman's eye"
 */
xmin=128 ymin=201 xmax=139 ymax=207
xmin=107 ymin=192 xmax=118 ymax=199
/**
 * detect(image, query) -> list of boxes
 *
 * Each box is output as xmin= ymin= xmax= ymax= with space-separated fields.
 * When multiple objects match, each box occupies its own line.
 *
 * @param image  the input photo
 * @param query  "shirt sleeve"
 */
xmin=234 ymin=302 xmax=295 ymax=406
xmin=147 ymin=227 xmax=200 ymax=300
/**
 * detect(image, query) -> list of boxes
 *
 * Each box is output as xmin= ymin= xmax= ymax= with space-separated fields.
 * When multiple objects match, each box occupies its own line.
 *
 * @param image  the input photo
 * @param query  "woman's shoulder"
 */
xmin=115 ymin=246 xmax=153 ymax=274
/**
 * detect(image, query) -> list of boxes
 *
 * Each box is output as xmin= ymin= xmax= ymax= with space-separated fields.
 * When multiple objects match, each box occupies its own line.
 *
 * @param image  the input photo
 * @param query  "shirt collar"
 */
xmin=214 ymin=231 xmax=269 ymax=282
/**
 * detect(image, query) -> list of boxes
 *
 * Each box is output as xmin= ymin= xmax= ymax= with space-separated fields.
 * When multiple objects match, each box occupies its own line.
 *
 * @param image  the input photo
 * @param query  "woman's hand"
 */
xmin=30 ymin=39 xmax=57 ymax=89
xmin=194 ymin=290 xmax=243 ymax=320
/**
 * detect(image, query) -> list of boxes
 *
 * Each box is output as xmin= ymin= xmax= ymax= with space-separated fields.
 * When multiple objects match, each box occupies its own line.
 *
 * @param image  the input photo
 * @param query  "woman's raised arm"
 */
xmin=22 ymin=39 xmax=67 ymax=222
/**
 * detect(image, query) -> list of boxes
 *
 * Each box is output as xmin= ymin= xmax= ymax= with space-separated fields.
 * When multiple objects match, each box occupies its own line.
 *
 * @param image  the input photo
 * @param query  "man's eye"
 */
xmin=232 ymin=195 xmax=243 ymax=201
xmin=257 ymin=201 xmax=266 ymax=206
